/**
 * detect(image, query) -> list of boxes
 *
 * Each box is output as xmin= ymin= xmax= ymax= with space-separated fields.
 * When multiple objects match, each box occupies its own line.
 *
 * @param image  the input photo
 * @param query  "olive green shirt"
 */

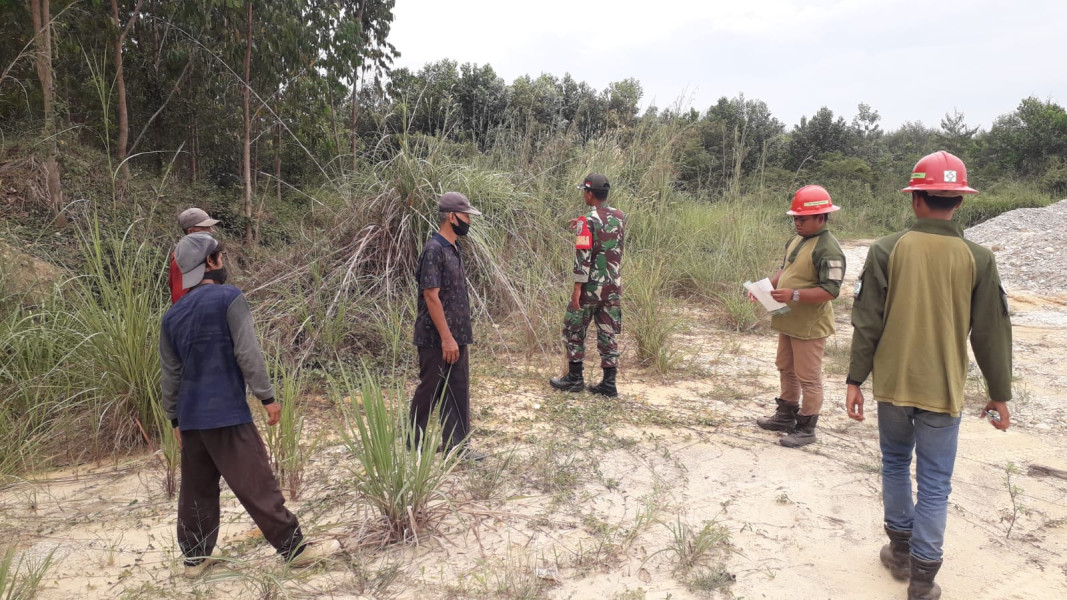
xmin=848 ymin=219 xmax=1013 ymax=416
xmin=770 ymin=227 xmax=846 ymax=340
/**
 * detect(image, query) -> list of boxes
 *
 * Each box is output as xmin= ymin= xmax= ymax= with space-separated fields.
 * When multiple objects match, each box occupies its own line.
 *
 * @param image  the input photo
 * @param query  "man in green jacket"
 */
xmin=846 ymin=151 xmax=1012 ymax=600
xmin=756 ymin=185 xmax=846 ymax=448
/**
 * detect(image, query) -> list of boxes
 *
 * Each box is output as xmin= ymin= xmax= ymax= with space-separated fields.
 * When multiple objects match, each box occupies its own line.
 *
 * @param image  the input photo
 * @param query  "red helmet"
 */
xmin=787 ymin=185 xmax=841 ymax=216
xmin=901 ymin=151 xmax=978 ymax=194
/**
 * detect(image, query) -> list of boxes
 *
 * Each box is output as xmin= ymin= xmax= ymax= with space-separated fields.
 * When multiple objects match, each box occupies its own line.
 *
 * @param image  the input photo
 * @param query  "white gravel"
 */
xmin=964 ymin=199 xmax=1067 ymax=295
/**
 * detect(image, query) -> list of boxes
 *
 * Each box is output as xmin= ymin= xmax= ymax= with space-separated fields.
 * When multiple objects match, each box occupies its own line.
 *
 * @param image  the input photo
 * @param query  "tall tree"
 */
xmin=242 ymin=0 xmax=253 ymax=244
xmin=28 ymin=0 xmax=64 ymax=226
xmin=108 ymin=0 xmax=145 ymax=190
xmin=938 ymin=109 xmax=979 ymax=158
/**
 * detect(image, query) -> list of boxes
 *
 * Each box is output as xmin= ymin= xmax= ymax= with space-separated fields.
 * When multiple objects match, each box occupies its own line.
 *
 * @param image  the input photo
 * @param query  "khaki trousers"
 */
xmin=775 ymin=333 xmax=827 ymax=416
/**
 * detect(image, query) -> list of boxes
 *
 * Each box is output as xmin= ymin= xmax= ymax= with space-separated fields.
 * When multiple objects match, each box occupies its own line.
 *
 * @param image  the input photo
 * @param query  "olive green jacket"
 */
xmin=771 ymin=227 xmax=846 ymax=340
xmin=847 ymin=219 xmax=1013 ymax=416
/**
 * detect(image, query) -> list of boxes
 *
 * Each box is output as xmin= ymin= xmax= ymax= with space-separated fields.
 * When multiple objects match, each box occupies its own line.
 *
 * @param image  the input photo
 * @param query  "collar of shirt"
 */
xmin=431 ymin=232 xmax=458 ymax=250
xmin=910 ymin=218 xmax=964 ymax=238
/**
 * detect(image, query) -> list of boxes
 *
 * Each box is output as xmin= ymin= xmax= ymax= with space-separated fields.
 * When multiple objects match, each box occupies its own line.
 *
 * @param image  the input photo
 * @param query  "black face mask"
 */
xmin=204 ymin=267 xmax=228 ymax=285
xmin=451 ymin=215 xmax=470 ymax=237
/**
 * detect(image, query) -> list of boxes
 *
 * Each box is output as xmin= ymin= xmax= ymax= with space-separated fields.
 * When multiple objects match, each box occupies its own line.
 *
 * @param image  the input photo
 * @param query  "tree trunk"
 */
xmin=350 ymin=66 xmax=359 ymax=174
xmin=275 ymin=121 xmax=282 ymax=204
xmin=29 ymin=0 xmax=65 ymax=227
xmin=109 ymin=0 xmax=145 ymax=192
xmin=349 ymin=1 xmax=365 ymax=175
xmin=242 ymin=0 xmax=254 ymax=245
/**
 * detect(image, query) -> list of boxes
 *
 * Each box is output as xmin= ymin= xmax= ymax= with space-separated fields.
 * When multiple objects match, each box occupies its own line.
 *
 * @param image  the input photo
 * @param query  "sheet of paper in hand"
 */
xmin=743 ymin=278 xmax=790 ymax=316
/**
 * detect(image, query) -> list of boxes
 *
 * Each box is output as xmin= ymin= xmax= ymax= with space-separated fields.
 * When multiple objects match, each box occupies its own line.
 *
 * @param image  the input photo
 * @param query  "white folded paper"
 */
xmin=743 ymin=278 xmax=790 ymax=315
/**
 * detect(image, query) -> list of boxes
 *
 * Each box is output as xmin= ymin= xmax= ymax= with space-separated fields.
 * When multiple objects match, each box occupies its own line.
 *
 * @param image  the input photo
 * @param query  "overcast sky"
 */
xmin=389 ymin=0 xmax=1065 ymax=131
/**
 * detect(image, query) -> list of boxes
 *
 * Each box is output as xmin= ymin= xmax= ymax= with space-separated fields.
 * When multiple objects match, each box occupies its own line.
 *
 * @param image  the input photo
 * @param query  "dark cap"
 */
xmin=438 ymin=191 xmax=482 ymax=215
xmin=577 ymin=173 xmax=610 ymax=192
xmin=174 ymin=232 xmax=219 ymax=290
xmin=178 ymin=207 xmax=220 ymax=230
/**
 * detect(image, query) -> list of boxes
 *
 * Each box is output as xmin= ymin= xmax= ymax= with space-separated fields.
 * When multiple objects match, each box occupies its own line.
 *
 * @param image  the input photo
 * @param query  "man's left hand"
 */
xmin=265 ymin=402 xmax=281 ymax=426
xmin=770 ymin=288 xmax=794 ymax=303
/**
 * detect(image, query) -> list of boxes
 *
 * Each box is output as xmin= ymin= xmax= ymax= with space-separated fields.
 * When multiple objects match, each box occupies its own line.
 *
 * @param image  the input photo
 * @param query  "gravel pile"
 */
xmin=964 ymin=199 xmax=1067 ymax=295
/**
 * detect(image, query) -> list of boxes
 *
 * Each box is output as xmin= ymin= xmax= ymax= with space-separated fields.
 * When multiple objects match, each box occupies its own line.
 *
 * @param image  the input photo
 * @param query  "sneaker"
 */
xmin=183 ymin=557 xmax=216 ymax=579
xmin=287 ymin=539 xmax=341 ymax=567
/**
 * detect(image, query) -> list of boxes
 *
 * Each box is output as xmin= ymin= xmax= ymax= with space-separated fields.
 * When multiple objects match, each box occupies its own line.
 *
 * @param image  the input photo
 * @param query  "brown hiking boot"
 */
xmin=908 ymin=556 xmax=942 ymax=600
xmin=756 ymin=398 xmax=799 ymax=432
xmin=880 ymin=526 xmax=911 ymax=580
xmin=780 ymin=414 xmax=818 ymax=447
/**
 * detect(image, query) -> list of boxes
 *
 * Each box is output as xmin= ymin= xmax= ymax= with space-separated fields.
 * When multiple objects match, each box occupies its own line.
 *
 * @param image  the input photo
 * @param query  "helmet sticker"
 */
xmin=911 ymin=172 xmax=925 ymax=180
xmin=943 ymin=170 xmax=957 ymax=182
xmin=803 ymin=200 xmax=830 ymax=207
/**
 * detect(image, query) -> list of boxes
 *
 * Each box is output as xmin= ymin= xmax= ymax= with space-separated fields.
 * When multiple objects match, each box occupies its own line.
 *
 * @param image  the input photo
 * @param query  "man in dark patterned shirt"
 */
xmin=410 ymin=192 xmax=481 ymax=457
xmin=550 ymin=173 xmax=626 ymax=397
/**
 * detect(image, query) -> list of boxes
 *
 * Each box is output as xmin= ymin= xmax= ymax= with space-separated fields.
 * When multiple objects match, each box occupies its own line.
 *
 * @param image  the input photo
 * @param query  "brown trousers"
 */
xmin=177 ymin=423 xmax=302 ymax=563
xmin=775 ymin=333 xmax=827 ymax=416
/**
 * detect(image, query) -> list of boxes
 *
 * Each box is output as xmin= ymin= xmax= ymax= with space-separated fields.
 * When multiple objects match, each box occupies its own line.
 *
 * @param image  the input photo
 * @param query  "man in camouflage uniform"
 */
xmin=549 ymin=173 xmax=626 ymax=397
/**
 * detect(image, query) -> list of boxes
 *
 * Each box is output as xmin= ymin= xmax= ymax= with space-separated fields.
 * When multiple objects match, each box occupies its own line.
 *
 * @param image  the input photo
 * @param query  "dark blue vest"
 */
xmin=162 ymin=284 xmax=253 ymax=430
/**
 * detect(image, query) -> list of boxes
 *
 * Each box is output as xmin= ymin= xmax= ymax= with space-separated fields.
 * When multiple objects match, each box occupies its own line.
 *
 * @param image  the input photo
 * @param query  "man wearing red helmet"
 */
xmin=846 ymin=151 xmax=1012 ymax=600
xmin=755 ymin=185 xmax=846 ymax=448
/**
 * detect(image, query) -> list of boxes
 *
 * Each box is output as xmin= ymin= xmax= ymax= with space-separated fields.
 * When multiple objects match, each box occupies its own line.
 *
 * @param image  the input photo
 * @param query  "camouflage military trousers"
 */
xmin=562 ymin=298 xmax=622 ymax=368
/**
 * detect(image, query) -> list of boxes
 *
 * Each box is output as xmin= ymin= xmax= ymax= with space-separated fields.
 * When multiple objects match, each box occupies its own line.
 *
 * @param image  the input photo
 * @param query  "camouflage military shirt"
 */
xmin=573 ymin=205 xmax=626 ymax=303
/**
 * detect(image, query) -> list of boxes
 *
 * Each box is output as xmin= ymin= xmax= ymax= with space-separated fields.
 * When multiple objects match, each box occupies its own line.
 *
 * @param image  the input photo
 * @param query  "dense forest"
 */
xmin=3 ymin=0 xmax=1065 ymax=240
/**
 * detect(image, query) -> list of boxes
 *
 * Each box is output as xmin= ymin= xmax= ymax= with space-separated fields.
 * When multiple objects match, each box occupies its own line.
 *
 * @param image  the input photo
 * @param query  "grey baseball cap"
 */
xmin=577 ymin=173 xmax=610 ymax=192
xmin=178 ymin=207 xmax=220 ymax=230
xmin=174 ymin=232 xmax=219 ymax=290
xmin=438 ymin=192 xmax=481 ymax=215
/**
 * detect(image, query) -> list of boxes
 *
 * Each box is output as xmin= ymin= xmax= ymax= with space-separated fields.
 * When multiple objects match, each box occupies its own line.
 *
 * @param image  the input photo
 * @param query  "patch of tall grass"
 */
xmin=332 ymin=365 xmax=460 ymax=543
xmin=0 ymin=218 xmax=166 ymax=479
xmin=0 ymin=546 xmax=56 ymax=599
xmin=263 ymin=353 xmax=319 ymax=500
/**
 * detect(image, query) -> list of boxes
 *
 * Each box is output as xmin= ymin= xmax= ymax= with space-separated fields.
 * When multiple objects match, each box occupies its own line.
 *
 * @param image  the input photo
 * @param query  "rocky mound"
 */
xmin=965 ymin=199 xmax=1067 ymax=295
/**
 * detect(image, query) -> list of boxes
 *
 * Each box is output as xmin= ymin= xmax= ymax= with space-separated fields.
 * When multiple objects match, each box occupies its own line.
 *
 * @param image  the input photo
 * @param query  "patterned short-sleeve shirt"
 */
xmin=413 ymin=233 xmax=474 ymax=347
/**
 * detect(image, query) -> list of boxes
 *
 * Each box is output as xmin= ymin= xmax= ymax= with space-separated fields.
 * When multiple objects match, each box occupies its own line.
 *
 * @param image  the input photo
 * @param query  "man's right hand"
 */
xmin=981 ymin=400 xmax=1011 ymax=431
xmin=442 ymin=336 xmax=460 ymax=364
xmin=173 ymin=427 xmax=182 ymax=450
xmin=845 ymin=384 xmax=865 ymax=421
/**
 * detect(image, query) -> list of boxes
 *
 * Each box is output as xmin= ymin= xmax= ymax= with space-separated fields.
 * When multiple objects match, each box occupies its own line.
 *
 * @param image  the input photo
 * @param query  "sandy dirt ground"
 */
xmin=3 ymin=241 xmax=1066 ymax=599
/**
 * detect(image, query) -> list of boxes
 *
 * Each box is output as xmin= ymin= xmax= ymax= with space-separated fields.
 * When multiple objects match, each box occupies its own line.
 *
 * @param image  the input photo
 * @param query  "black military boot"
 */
xmin=550 ymin=361 xmax=584 ymax=392
xmin=780 ymin=414 xmax=819 ymax=448
xmin=588 ymin=367 xmax=618 ymax=397
xmin=880 ymin=526 xmax=912 ymax=581
xmin=756 ymin=398 xmax=799 ymax=432
xmin=907 ymin=556 xmax=942 ymax=600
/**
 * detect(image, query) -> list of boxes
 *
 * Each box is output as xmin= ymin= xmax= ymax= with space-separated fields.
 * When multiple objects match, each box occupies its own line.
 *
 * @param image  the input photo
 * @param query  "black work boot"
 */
xmin=780 ymin=414 xmax=819 ymax=448
xmin=756 ymin=398 xmax=799 ymax=432
xmin=880 ymin=526 xmax=911 ymax=581
xmin=588 ymin=367 xmax=618 ymax=397
xmin=907 ymin=556 xmax=942 ymax=600
xmin=550 ymin=361 xmax=584 ymax=392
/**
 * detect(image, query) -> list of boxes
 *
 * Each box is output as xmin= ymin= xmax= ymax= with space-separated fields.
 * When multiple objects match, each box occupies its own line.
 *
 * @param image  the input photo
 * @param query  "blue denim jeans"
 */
xmin=877 ymin=402 xmax=962 ymax=562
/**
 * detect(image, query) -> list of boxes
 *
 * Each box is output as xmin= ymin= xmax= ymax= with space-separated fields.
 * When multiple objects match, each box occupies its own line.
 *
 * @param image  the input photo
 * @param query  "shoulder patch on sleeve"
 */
xmin=827 ymin=259 xmax=845 ymax=283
